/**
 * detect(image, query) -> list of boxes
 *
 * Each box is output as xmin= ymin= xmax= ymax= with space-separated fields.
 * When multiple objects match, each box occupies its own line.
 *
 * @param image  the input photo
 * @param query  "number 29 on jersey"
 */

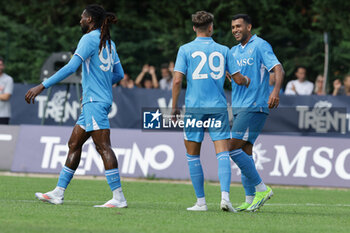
xmin=191 ymin=51 xmax=224 ymax=80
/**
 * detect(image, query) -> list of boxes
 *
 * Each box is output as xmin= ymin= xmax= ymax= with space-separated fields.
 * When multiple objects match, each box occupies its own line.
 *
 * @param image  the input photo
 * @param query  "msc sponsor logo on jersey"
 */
xmin=236 ymin=58 xmax=254 ymax=67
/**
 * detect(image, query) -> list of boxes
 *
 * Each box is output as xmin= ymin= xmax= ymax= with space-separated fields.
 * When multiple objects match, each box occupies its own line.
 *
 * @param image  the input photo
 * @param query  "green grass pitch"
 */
xmin=0 ymin=175 xmax=349 ymax=233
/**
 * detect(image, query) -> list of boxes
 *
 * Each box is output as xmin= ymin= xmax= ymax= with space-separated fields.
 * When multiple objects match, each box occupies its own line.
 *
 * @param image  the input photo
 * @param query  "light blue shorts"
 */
xmin=184 ymin=111 xmax=230 ymax=143
xmin=230 ymin=111 xmax=268 ymax=144
xmin=76 ymin=102 xmax=111 ymax=132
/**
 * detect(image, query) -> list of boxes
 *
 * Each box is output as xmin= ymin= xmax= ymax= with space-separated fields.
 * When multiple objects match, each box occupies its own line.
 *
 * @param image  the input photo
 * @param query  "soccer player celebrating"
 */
xmin=25 ymin=5 xmax=127 ymax=208
xmin=172 ymin=11 xmax=249 ymax=212
xmin=227 ymin=14 xmax=284 ymax=211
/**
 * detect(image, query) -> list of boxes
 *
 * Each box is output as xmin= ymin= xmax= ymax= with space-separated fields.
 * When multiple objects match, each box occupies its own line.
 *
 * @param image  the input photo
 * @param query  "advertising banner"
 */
xmin=11 ymin=125 xmax=350 ymax=188
xmin=0 ymin=125 xmax=20 ymax=170
xmin=10 ymin=84 xmax=350 ymax=137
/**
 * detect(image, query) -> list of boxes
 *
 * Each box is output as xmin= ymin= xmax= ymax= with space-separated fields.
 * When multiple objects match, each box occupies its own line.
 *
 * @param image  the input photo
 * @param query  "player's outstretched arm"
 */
xmin=268 ymin=64 xmax=284 ymax=108
xmin=171 ymin=71 xmax=183 ymax=122
xmin=25 ymin=55 xmax=82 ymax=104
xmin=42 ymin=55 xmax=82 ymax=89
xmin=231 ymin=72 xmax=250 ymax=87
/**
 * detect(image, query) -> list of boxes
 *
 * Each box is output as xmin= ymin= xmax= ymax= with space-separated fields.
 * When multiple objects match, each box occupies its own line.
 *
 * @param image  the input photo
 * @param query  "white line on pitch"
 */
xmin=0 ymin=200 xmax=350 ymax=207
xmin=0 ymin=134 xmax=12 ymax=141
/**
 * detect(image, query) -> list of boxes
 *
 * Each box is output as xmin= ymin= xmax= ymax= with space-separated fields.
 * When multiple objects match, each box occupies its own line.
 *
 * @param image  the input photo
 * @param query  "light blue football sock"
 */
xmin=229 ymin=149 xmax=262 ymax=186
xmin=216 ymin=151 xmax=231 ymax=193
xmin=105 ymin=168 xmax=121 ymax=191
xmin=57 ymin=166 xmax=75 ymax=189
xmin=186 ymin=153 xmax=204 ymax=198
xmin=241 ymin=154 xmax=256 ymax=196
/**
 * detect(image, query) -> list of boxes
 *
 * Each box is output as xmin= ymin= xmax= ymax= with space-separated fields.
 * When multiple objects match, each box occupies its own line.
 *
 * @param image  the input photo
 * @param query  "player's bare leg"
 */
xmin=229 ymin=138 xmax=247 ymax=151
xmin=62 ymin=125 xmax=91 ymax=169
xmin=185 ymin=140 xmax=201 ymax=155
xmin=213 ymin=139 xmax=236 ymax=212
xmin=184 ymin=140 xmax=207 ymax=211
xmin=91 ymin=129 xmax=127 ymax=208
xmin=90 ymin=129 xmax=118 ymax=170
xmin=35 ymin=125 xmax=90 ymax=204
xmin=242 ymin=142 xmax=253 ymax=155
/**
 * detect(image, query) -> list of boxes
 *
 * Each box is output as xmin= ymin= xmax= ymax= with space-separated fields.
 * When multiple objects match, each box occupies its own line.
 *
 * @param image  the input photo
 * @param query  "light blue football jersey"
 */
xmin=228 ymin=35 xmax=280 ymax=114
xmin=74 ymin=29 xmax=122 ymax=105
xmin=174 ymin=37 xmax=233 ymax=113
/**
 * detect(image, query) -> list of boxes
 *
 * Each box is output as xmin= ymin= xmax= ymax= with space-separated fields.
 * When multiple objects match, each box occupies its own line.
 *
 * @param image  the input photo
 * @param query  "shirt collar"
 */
xmin=240 ymin=34 xmax=257 ymax=48
xmin=195 ymin=37 xmax=213 ymax=42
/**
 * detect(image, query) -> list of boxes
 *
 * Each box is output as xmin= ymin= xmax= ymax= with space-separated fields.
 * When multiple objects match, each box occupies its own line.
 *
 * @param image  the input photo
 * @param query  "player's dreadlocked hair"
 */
xmin=85 ymin=4 xmax=117 ymax=54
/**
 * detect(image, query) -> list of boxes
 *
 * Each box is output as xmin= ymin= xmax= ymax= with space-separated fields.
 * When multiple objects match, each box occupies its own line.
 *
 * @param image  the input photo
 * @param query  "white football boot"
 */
xmin=187 ymin=203 xmax=208 ymax=211
xmin=93 ymin=198 xmax=128 ymax=208
xmin=220 ymin=199 xmax=237 ymax=212
xmin=35 ymin=191 xmax=63 ymax=205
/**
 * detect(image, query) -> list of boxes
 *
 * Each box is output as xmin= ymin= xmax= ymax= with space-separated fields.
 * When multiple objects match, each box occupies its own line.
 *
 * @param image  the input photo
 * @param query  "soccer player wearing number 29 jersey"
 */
xmin=172 ymin=11 xmax=251 ymax=212
xmin=228 ymin=14 xmax=284 ymax=211
xmin=25 ymin=5 xmax=127 ymax=208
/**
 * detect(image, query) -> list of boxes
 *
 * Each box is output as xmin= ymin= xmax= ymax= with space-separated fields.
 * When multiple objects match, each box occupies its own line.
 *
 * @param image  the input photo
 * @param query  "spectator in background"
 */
xmin=269 ymin=72 xmax=283 ymax=95
xmin=313 ymin=74 xmax=326 ymax=95
xmin=135 ymin=64 xmax=159 ymax=89
xmin=119 ymin=73 xmax=134 ymax=88
xmin=0 ymin=57 xmax=14 ymax=125
xmin=159 ymin=63 xmax=173 ymax=90
xmin=333 ymin=74 xmax=350 ymax=96
xmin=285 ymin=66 xmax=313 ymax=95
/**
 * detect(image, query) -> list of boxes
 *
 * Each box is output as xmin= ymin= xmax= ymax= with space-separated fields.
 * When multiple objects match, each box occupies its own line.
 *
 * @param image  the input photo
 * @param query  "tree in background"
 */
xmin=0 ymin=0 xmax=349 ymax=91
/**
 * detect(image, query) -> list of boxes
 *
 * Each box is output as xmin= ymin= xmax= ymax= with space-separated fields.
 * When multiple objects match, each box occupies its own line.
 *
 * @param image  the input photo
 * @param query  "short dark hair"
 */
xmin=232 ymin=14 xmax=252 ymax=25
xmin=295 ymin=66 xmax=307 ymax=73
xmin=192 ymin=11 xmax=214 ymax=31
xmin=161 ymin=63 xmax=169 ymax=69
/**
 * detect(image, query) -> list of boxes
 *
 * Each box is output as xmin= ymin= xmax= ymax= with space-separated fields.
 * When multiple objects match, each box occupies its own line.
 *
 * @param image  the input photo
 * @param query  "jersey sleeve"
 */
xmin=226 ymin=49 xmax=240 ymax=75
xmin=74 ymin=34 xmax=94 ymax=61
xmin=112 ymin=51 xmax=124 ymax=84
xmin=258 ymin=40 xmax=280 ymax=71
xmin=42 ymin=55 xmax=82 ymax=88
xmin=174 ymin=46 xmax=187 ymax=75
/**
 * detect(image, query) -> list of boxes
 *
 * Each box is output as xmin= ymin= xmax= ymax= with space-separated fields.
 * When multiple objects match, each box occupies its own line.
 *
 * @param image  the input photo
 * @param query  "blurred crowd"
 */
xmin=114 ymin=62 xmax=174 ymax=91
xmin=270 ymin=65 xmax=350 ymax=96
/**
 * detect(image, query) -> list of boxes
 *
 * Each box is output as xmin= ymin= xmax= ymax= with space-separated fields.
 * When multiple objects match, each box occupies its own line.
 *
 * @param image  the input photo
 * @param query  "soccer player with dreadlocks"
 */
xmin=25 ymin=4 xmax=127 ymax=208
